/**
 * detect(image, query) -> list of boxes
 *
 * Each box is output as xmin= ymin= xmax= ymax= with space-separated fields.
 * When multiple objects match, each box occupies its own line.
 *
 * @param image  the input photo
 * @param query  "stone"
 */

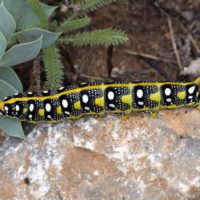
xmin=0 ymin=109 xmax=200 ymax=199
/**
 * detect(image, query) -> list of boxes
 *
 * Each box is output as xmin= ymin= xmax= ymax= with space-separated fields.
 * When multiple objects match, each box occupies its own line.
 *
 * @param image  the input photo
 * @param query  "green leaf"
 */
xmin=2 ymin=0 xmax=56 ymax=29
xmin=0 ymin=78 xmax=17 ymax=99
xmin=25 ymin=0 xmax=48 ymax=28
xmin=43 ymin=43 xmax=64 ymax=90
xmin=58 ymin=28 xmax=129 ymax=46
xmin=0 ymin=117 xmax=25 ymax=138
xmin=57 ymin=17 xmax=91 ymax=33
xmin=0 ymin=36 xmax=42 ymax=67
xmin=0 ymin=68 xmax=23 ymax=92
xmin=0 ymin=1 xmax=16 ymax=39
xmin=0 ymin=79 xmax=25 ymax=138
xmin=0 ymin=32 xmax=7 ymax=60
xmin=41 ymin=3 xmax=57 ymax=17
xmin=81 ymin=0 xmax=117 ymax=12
xmin=13 ymin=28 xmax=61 ymax=48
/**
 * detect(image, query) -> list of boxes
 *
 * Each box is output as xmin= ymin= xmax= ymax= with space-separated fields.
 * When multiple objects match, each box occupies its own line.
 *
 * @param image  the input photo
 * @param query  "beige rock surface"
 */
xmin=0 ymin=109 xmax=200 ymax=199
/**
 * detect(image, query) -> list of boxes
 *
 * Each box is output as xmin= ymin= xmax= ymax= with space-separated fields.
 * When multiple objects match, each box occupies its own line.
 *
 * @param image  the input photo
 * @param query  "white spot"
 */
xmin=62 ymin=99 xmax=68 ymax=108
xmin=188 ymin=95 xmax=193 ymax=99
xmin=45 ymin=103 xmax=51 ymax=112
xmin=58 ymin=87 xmax=64 ymax=91
xmin=80 ymin=82 xmax=87 ymax=86
xmin=14 ymin=93 xmax=19 ymax=96
xmin=29 ymin=104 xmax=34 ymax=112
xmin=93 ymin=170 xmax=99 ymax=176
xmin=188 ymin=86 xmax=195 ymax=94
xmin=82 ymin=94 xmax=89 ymax=103
xmin=136 ymin=89 xmax=143 ymax=98
xmin=4 ymin=106 xmax=8 ymax=111
xmin=84 ymin=106 xmax=90 ymax=111
xmin=108 ymin=91 xmax=115 ymax=100
xmin=65 ymin=111 xmax=70 ymax=115
xmin=15 ymin=105 xmax=20 ymax=112
xmin=28 ymin=92 xmax=33 ymax=95
xmin=29 ymin=114 xmax=32 ymax=119
xmin=47 ymin=115 xmax=51 ymax=119
xmin=165 ymin=88 xmax=171 ymax=96
xmin=43 ymin=90 xmax=49 ymax=94
xmin=0 ymin=112 xmax=2 ymax=115
xmin=166 ymin=98 xmax=172 ymax=102
xmin=109 ymin=104 xmax=115 ymax=108
xmin=3 ymin=97 xmax=8 ymax=100
xmin=138 ymin=101 xmax=144 ymax=105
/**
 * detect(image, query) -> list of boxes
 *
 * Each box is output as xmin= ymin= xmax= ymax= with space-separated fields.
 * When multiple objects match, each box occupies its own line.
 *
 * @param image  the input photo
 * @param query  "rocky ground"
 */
xmin=1 ymin=109 xmax=200 ymax=199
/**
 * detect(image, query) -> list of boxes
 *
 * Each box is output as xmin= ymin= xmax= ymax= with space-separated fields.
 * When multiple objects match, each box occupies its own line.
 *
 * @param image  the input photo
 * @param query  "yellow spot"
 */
xmin=121 ymin=95 xmax=131 ymax=104
xmin=149 ymin=112 xmax=157 ymax=118
xmin=95 ymin=97 xmax=104 ymax=107
xmin=121 ymin=116 xmax=128 ymax=120
xmin=149 ymin=92 xmax=161 ymax=102
xmin=74 ymin=101 xmax=81 ymax=109
xmin=57 ymin=106 xmax=62 ymax=114
xmin=196 ymin=91 xmax=199 ymax=97
xmin=38 ymin=109 xmax=44 ymax=116
xmin=177 ymin=91 xmax=186 ymax=99
xmin=23 ymin=108 xmax=28 ymax=114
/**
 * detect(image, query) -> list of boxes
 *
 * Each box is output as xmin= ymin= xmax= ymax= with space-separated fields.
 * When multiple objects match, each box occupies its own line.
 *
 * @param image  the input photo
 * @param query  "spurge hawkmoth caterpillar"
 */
xmin=0 ymin=78 xmax=200 ymax=122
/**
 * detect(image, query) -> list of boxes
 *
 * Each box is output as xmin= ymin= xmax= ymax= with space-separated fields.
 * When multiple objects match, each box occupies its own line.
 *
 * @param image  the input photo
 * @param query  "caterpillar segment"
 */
xmin=0 ymin=79 xmax=199 ymax=122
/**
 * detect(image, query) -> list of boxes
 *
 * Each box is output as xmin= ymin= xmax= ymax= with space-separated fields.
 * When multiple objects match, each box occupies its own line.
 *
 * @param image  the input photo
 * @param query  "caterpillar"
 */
xmin=0 ymin=78 xmax=200 ymax=122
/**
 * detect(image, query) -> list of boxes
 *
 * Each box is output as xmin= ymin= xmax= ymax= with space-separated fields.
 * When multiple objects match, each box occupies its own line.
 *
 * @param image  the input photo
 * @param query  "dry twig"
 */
xmin=179 ymin=23 xmax=200 ymax=55
xmin=120 ymin=49 xmax=177 ymax=65
xmin=33 ymin=53 xmax=42 ymax=91
xmin=167 ymin=16 xmax=183 ymax=75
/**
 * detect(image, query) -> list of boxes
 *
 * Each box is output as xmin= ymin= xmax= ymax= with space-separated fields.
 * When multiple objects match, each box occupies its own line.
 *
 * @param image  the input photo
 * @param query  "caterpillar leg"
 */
xmin=196 ymin=106 xmax=200 ymax=112
xmin=113 ymin=112 xmax=128 ymax=120
xmin=91 ymin=114 xmax=102 ymax=120
xmin=95 ymin=117 xmax=102 ymax=120
xmin=142 ymin=111 xmax=158 ymax=118
xmin=121 ymin=116 xmax=128 ymax=120
xmin=149 ymin=112 xmax=157 ymax=118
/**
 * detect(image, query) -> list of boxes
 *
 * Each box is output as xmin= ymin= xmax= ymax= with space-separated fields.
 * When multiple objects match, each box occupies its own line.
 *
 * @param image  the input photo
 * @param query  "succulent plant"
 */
xmin=0 ymin=1 xmax=60 ymax=138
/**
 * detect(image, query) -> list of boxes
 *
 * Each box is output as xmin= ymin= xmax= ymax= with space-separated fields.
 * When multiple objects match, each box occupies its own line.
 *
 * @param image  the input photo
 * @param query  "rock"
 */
xmin=0 ymin=109 xmax=200 ymax=199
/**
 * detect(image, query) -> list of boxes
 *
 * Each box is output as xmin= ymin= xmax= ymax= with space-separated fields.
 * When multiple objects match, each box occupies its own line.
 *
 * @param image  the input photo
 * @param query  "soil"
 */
xmin=15 ymin=0 xmax=200 ymax=90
